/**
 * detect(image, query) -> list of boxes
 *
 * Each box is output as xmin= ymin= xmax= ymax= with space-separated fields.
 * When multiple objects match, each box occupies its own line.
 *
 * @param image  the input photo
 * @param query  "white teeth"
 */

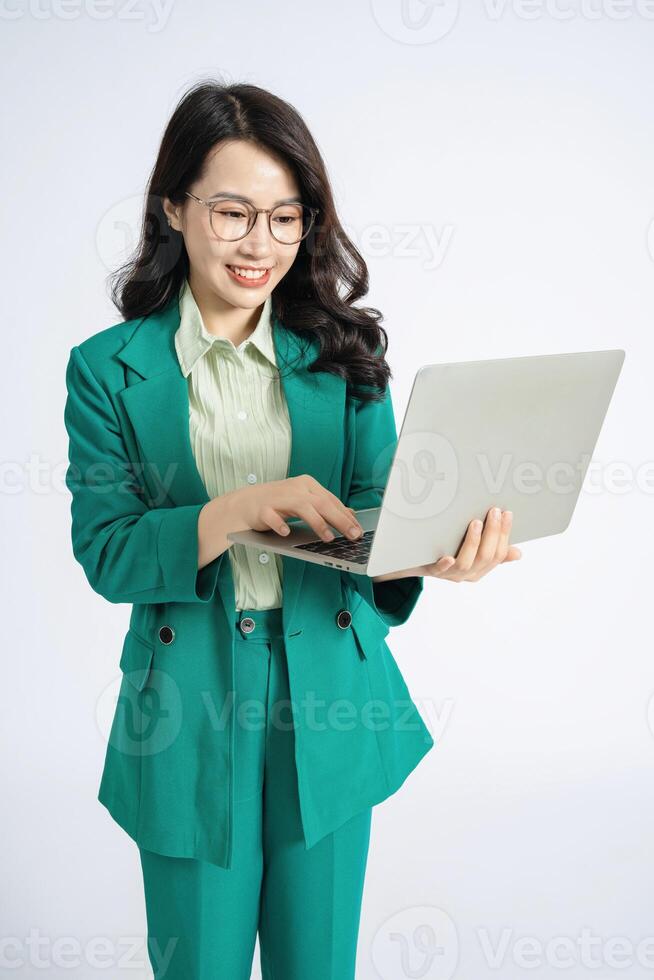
xmin=229 ymin=266 xmax=268 ymax=279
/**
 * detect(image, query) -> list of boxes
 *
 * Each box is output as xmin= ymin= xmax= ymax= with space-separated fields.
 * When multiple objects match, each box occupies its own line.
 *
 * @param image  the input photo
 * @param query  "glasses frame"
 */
xmin=184 ymin=191 xmax=319 ymax=244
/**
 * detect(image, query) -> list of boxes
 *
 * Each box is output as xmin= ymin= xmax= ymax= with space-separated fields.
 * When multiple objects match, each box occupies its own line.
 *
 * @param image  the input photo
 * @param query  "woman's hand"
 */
xmin=372 ymin=507 xmax=522 ymax=583
xmin=230 ymin=475 xmax=364 ymax=544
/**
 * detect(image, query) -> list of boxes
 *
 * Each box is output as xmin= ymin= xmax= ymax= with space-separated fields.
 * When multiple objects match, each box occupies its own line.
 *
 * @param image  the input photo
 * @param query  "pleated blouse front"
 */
xmin=174 ymin=278 xmax=292 ymax=611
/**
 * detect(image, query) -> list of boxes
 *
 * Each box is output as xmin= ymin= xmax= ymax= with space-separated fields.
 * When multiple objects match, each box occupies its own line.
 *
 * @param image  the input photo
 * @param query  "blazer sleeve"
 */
xmin=343 ymin=380 xmax=424 ymax=629
xmin=63 ymin=345 xmax=225 ymax=605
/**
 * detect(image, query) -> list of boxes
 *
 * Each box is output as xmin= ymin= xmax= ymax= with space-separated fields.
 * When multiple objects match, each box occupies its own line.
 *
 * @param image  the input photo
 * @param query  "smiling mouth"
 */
xmin=226 ymin=264 xmax=272 ymax=280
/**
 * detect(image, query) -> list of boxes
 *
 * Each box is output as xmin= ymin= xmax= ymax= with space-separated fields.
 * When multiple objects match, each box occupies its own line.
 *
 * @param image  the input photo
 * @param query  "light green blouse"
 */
xmin=174 ymin=278 xmax=292 ymax=611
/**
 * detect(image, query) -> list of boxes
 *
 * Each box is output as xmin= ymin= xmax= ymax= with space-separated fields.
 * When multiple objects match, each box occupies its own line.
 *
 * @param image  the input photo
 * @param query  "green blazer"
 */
xmin=64 ymin=298 xmax=434 ymax=869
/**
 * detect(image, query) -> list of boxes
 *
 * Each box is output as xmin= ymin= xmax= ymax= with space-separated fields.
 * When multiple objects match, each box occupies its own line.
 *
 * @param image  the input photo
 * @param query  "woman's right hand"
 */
xmin=231 ymin=475 xmax=364 ymax=543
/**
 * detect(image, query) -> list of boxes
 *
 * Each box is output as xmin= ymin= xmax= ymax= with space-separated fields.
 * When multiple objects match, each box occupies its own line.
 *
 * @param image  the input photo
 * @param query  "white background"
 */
xmin=2 ymin=0 xmax=653 ymax=977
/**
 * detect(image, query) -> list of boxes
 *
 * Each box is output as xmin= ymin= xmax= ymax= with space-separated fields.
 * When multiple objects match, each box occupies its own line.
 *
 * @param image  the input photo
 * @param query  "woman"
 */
xmin=64 ymin=80 xmax=521 ymax=980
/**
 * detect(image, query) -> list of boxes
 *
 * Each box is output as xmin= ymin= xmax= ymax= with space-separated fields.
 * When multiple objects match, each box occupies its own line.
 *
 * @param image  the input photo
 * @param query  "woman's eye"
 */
xmin=220 ymin=210 xmax=247 ymax=220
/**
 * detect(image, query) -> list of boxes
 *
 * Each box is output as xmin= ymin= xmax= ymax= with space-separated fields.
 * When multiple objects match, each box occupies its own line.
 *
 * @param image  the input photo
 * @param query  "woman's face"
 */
xmin=165 ymin=140 xmax=303 ymax=311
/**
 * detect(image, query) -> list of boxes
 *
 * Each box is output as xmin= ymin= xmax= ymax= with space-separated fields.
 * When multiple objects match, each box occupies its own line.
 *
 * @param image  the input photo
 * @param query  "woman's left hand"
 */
xmin=373 ymin=507 xmax=522 ymax=583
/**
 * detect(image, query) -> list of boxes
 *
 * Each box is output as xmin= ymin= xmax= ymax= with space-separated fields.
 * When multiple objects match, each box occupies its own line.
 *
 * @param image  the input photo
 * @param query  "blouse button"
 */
xmin=237 ymin=410 xmax=247 ymax=420
xmin=246 ymin=473 xmax=257 ymax=484
xmin=258 ymin=552 xmax=270 ymax=564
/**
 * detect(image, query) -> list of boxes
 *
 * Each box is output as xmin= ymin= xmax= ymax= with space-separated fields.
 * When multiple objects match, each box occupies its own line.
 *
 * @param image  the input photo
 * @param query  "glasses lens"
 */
xmin=209 ymin=199 xmax=254 ymax=241
xmin=270 ymin=204 xmax=314 ymax=244
xmin=208 ymin=199 xmax=315 ymax=243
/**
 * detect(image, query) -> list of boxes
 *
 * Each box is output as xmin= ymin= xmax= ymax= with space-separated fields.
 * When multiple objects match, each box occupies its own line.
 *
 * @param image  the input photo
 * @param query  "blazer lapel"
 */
xmin=115 ymin=298 xmax=346 ymax=630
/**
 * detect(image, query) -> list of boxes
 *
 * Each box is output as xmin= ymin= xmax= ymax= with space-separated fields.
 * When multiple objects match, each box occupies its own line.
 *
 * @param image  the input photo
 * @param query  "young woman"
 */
xmin=64 ymin=80 xmax=521 ymax=980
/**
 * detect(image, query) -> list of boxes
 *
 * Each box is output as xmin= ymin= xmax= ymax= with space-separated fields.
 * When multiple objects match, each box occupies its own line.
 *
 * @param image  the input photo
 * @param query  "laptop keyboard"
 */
xmin=294 ymin=529 xmax=374 ymax=562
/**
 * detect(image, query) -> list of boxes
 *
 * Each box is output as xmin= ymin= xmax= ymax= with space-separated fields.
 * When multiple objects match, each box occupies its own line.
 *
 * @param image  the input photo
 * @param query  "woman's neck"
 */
xmin=187 ymin=275 xmax=263 ymax=345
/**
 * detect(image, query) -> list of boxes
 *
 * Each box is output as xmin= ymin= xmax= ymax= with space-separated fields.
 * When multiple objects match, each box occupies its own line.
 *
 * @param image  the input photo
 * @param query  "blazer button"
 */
xmin=239 ymin=616 xmax=256 ymax=634
xmin=336 ymin=609 xmax=352 ymax=630
xmin=158 ymin=625 xmax=175 ymax=645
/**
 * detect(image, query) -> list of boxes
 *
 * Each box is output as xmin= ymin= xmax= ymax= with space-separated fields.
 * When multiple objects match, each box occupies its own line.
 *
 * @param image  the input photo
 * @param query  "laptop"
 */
xmin=226 ymin=349 xmax=625 ymax=577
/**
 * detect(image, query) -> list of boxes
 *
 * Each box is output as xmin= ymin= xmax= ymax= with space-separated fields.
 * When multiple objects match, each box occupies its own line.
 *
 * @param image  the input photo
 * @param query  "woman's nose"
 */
xmin=242 ymin=211 xmax=275 ymax=248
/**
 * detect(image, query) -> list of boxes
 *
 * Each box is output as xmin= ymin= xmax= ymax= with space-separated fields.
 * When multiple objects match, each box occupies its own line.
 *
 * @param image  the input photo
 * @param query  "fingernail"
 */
xmin=349 ymin=526 xmax=361 ymax=538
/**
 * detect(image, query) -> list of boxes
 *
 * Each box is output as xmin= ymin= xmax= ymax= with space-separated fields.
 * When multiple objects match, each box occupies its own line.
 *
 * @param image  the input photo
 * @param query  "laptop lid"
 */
xmin=366 ymin=349 xmax=625 ymax=577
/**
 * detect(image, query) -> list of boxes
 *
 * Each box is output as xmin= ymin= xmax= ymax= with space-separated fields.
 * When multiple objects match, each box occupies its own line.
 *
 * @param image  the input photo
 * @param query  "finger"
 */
xmin=448 ymin=518 xmax=484 ymax=574
xmin=325 ymin=492 xmax=364 ymax=533
xmin=292 ymin=502 xmax=343 ymax=542
xmin=269 ymin=492 xmax=334 ymax=540
xmin=304 ymin=483 xmax=364 ymax=535
xmin=501 ymin=546 xmax=522 ymax=562
xmin=258 ymin=505 xmax=293 ymax=536
xmin=431 ymin=556 xmax=456 ymax=577
xmin=274 ymin=491 xmax=361 ymax=541
xmin=318 ymin=500 xmax=365 ymax=540
xmin=490 ymin=509 xmax=513 ymax=563
xmin=472 ymin=507 xmax=504 ymax=572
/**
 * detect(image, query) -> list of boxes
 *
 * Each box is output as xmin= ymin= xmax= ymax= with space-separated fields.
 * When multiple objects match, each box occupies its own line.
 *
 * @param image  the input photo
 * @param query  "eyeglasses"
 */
xmin=184 ymin=192 xmax=319 ymax=245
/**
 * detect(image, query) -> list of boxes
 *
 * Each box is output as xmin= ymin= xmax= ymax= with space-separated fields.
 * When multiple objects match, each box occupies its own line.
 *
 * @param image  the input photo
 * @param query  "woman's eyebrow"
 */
xmin=208 ymin=191 xmax=302 ymax=206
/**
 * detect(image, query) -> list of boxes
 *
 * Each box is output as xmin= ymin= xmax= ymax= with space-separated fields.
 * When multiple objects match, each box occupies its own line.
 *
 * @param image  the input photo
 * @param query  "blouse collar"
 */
xmin=174 ymin=277 xmax=276 ymax=377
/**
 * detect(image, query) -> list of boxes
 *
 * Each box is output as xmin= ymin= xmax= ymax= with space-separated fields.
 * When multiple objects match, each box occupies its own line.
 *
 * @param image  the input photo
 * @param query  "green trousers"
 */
xmin=138 ymin=606 xmax=373 ymax=979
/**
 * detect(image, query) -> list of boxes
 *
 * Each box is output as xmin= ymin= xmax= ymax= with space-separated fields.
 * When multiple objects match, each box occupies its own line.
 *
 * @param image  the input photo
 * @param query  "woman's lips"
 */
xmin=225 ymin=264 xmax=272 ymax=288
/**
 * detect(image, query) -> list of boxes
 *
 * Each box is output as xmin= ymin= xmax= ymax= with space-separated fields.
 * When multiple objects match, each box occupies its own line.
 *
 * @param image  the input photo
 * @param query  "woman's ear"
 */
xmin=162 ymin=197 xmax=181 ymax=232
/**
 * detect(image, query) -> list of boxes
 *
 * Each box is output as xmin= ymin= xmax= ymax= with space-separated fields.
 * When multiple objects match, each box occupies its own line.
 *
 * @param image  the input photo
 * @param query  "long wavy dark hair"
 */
xmin=109 ymin=79 xmax=392 ymax=402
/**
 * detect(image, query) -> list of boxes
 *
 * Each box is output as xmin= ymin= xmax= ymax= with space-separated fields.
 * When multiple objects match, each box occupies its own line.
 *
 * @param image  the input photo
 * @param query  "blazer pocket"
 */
xmin=119 ymin=628 xmax=155 ymax=691
xmin=349 ymin=595 xmax=391 ymax=661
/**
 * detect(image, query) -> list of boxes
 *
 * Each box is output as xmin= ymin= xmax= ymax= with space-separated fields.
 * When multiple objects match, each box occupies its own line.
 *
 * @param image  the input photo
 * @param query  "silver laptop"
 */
xmin=227 ymin=349 xmax=625 ymax=577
